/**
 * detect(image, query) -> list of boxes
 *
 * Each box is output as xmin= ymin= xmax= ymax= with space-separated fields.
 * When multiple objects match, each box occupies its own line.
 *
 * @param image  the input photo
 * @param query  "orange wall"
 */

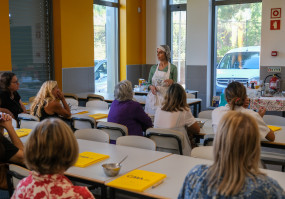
xmin=0 ymin=0 xmax=12 ymax=71
xmin=53 ymin=0 xmax=94 ymax=88
xmin=120 ymin=0 xmax=146 ymax=80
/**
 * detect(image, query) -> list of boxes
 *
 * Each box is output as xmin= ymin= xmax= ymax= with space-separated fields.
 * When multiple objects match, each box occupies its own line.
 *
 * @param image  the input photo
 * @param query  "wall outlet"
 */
xmin=267 ymin=66 xmax=281 ymax=73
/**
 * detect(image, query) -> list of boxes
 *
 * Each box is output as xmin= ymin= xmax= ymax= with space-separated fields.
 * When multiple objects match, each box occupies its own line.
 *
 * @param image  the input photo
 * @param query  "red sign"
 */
xmin=270 ymin=20 xmax=281 ymax=30
xmin=271 ymin=8 xmax=281 ymax=18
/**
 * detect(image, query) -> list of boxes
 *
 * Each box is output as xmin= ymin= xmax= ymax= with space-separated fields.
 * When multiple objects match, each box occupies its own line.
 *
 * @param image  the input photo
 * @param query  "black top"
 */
xmin=0 ymin=90 xmax=23 ymax=119
xmin=0 ymin=136 xmax=19 ymax=162
xmin=33 ymin=101 xmax=59 ymax=121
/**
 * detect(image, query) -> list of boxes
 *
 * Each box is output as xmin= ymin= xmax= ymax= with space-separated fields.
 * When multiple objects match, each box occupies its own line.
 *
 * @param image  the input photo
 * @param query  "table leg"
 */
xmin=101 ymin=185 xmax=107 ymax=199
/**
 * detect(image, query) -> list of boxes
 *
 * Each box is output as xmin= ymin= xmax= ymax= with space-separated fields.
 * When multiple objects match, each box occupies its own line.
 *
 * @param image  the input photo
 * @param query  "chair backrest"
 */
xmin=7 ymin=164 xmax=30 ymax=197
xmin=198 ymin=110 xmax=213 ymax=119
xmin=74 ymin=129 xmax=110 ymax=143
xmin=263 ymin=115 xmax=285 ymax=126
xmin=87 ymin=94 xmax=104 ymax=101
xmin=18 ymin=113 xmax=40 ymax=129
xmin=145 ymin=128 xmax=184 ymax=155
xmin=186 ymin=93 xmax=195 ymax=99
xmin=64 ymin=93 xmax=79 ymax=101
xmin=97 ymin=121 xmax=128 ymax=141
xmin=65 ymin=98 xmax=79 ymax=107
xmin=71 ymin=115 xmax=96 ymax=130
xmin=190 ymin=146 xmax=214 ymax=160
xmin=116 ymin=136 xmax=156 ymax=151
xmin=86 ymin=100 xmax=109 ymax=110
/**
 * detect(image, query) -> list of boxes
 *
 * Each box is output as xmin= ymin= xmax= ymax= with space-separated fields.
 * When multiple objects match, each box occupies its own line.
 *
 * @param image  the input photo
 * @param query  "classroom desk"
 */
xmin=75 ymin=92 xmax=202 ymax=117
xmin=107 ymin=154 xmax=285 ymax=199
xmin=134 ymin=90 xmax=199 ymax=98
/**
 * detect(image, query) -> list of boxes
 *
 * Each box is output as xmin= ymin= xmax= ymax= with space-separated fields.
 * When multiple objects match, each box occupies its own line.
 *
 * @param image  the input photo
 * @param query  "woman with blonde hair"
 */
xmin=12 ymin=118 xmax=94 ymax=199
xmin=179 ymin=111 xmax=285 ymax=198
xmin=154 ymin=83 xmax=200 ymax=155
xmin=30 ymin=80 xmax=71 ymax=121
xmin=212 ymin=81 xmax=274 ymax=141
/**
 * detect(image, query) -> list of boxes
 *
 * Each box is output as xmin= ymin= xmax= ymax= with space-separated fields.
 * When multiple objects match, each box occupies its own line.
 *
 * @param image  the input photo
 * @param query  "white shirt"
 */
xmin=154 ymin=108 xmax=196 ymax=129
xmin=212 ymin=104 xmax=269 ymax=140
xmin=153 ymin=108 xmax=196 ymax=156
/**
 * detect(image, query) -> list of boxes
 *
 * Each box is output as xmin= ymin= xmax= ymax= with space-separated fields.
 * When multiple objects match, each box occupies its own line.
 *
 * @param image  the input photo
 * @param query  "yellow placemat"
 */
xmin=74 ymin=152 xmax=109 ymax=168
xmin=4 ymin=128 xmax=32 ymax=137
xmin=76 ymin=111 xmax=89 ymax=114
xmin=268 ymin=125 xmax=282 ymax=131
xmin=106 ymin=169 xmax=167 ymax=192
xmin=88 ymin=113 xmax=108 ymax=120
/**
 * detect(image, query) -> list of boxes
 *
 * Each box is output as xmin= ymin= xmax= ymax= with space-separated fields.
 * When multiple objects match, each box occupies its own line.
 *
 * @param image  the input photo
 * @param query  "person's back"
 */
xmin=179 ymin=164 xmax=285 ymax=199
xmin=12 ymin=118 xmax=94 ymax=199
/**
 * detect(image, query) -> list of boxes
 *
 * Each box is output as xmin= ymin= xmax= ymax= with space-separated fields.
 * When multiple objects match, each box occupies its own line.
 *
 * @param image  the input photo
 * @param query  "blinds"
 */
xmin=9 ymin=0 xmax=53 ymax=102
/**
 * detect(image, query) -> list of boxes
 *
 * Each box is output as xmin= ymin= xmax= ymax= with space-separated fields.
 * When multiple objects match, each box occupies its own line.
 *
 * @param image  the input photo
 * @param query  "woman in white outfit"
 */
xmin=212 ymin=81 xmax=275 ymax=141
xmin=154 ymin=83 xmax=200 ymax=155
xmin=145 ymin=45 xmax=177 ymax=116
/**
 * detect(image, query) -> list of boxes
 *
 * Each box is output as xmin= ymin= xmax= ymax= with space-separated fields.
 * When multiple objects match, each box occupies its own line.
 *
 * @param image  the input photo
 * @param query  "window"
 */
xmin=9 ymin=0 xmax=53 ymax=101
xmin=93 ymin=0 xmax=119 ymax=93
xmin=167 ymin=0 xmax=187 ymax=87
xmin=212 ymin=0 xmax=262 ymax=96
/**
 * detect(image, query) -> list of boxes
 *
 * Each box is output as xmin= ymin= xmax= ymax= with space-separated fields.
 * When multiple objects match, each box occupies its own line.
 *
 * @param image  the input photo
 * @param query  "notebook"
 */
xmin=267 ymin=125 xmax=282 ymax=131
xmin=74 ymin=152 xmax=109 ymax=168
xmin=4 ymin=128 xmax=32 ymax=137
xmin=106 ymin=169 xmax=167 ymax=192
xmin=88 ymin=113 xmax=108 ymax=120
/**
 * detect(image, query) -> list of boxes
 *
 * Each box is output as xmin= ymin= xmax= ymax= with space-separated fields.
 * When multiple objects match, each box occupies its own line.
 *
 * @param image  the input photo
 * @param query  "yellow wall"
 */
xmin=53 ymin=0 xmax=94 ymax=88
xmin=120 ymin=0 xmax=146 ymax=80
xmin=0 ymin=0 xmax=12 ymax=71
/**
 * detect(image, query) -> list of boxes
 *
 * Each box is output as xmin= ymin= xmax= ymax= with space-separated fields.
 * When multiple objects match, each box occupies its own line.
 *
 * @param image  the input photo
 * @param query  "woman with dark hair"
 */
xmin=212 ymin=81 xmax=274 ymax=141
xmin=154 ymin=83 xmax=200 ymax=155
xmin=0 ymin=72 xmax=26 ymax=119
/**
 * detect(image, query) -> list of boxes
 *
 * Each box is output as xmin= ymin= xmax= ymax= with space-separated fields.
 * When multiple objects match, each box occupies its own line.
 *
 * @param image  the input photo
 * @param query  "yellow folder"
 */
xmin=268 ymin=125 xmax=282 ymax=131
xmin=106 ymin=169 xmax=167 ymax=192
xmin=4 ymin=128 xmax=32 ymax=137
xmin=74 ymin=152 xmax=109 ymax=168
xmin=88 ymin=113 xmax=108 ymax=120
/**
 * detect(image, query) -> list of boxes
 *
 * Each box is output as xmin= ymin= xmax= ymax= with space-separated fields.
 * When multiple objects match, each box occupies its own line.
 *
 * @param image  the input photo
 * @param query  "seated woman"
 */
xmin=212 ymin=81 xmax=274 ymax=141
xmin=0 ymin=72 xmax=26 ymax=120
xmin=108 ymin=80 xmax=153 ymax=137
xmin=154 ymin=83 xmax=200 ymax=154
xmin=12 ymin=118 xmax=94 ymax=199
xmin=179 ymin=111 xmax=285 ymax=198
xmin=30 ymin=81 xmax=71 ymax=121
xmin=0 ymin=112 xmax=24 ymax=195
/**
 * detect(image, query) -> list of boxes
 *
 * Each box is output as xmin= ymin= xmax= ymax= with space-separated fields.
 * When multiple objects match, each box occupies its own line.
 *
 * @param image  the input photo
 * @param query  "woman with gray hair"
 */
xmin=108 ymin=80 xmax=153 ymax=138
xmin=145 ymin=45 xmax=178 ymax=116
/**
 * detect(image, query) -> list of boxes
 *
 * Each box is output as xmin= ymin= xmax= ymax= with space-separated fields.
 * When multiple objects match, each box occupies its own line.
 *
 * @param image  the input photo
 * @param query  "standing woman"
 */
xmin=0 ymin=72 xmax=26 ymax=120
xmin=145 ymin=45 xmax=177 ymax=116
xmin=30 ymin=81 xmax=71 ymax=121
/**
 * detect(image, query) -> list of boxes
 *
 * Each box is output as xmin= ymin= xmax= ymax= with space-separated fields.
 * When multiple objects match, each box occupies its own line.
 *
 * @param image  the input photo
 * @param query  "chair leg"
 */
xmin=282 ymin=165 xmax=285 ymax=172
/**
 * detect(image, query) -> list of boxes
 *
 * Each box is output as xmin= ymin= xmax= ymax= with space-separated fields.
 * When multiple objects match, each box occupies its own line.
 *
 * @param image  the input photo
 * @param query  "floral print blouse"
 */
xmin=12 ymin=171 xmax=95 ymax=199
xmin=178 ymin=165 xmax=285 ymax=199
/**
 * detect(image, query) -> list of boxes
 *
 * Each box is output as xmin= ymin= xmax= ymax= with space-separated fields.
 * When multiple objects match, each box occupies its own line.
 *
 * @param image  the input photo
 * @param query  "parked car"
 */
xmin=94 ymin=59 xmax=107 ymax=92
xmin=216 ymin=46 xmax=260 ymax=94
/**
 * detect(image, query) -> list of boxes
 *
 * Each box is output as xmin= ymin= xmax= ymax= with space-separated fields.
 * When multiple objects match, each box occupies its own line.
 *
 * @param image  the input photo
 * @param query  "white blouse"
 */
xmin=212 ymin=104 xmax=270 ymax=140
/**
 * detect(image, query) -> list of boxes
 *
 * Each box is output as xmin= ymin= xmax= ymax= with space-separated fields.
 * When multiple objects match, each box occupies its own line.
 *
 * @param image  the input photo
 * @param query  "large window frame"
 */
xmin=93 ymin=0 xmax=119 ymax=93
xmin=167 ymin=0 xmax=187 ymax=86
xmin=211 ymin=0 xmax=262 ymax=98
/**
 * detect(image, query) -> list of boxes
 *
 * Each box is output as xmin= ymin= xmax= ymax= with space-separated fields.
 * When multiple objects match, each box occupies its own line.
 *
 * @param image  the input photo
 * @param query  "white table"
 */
xmin=66 ymin=139 xmax=171 ymax=184
xmin=106 ymin=154 xmax=285 ymax=199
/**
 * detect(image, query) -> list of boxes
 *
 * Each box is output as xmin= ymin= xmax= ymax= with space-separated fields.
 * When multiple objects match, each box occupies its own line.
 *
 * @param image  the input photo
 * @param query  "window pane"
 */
xmin=170 ymin=0 xmax=187 ymax=4
xmin=214 ymin=3 xmax=262 ymax=96
xmin=100 ymin=0 xmax=118 ymax=3
xmin=9 ymin=0 xmax=52 ymax=102
xmin=171 ymin=11 xmax=186 ymax=86
xmin=93 ymin=4 xmax=118 ymax=93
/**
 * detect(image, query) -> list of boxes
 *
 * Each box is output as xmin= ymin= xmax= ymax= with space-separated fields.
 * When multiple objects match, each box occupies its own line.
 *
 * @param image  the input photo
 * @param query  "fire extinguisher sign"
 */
xmin=270 ymin=8 xmax=281 ymax=30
